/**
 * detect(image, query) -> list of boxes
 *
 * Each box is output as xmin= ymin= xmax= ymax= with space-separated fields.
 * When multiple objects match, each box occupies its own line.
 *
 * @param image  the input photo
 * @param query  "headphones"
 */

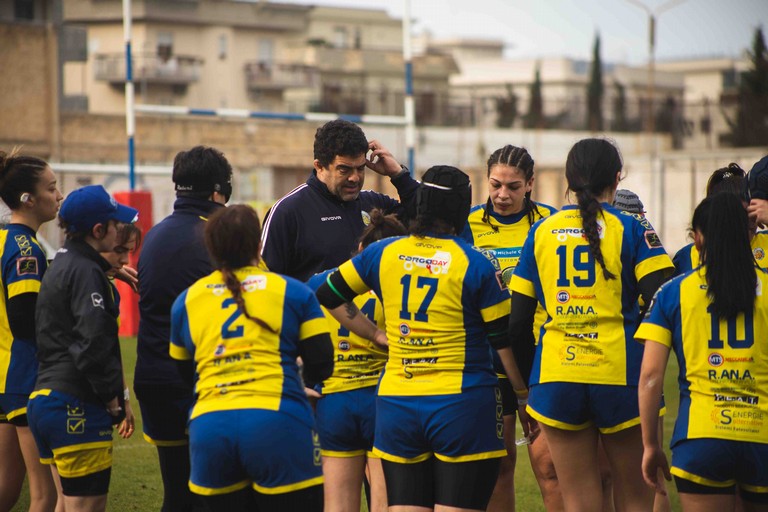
xmin=20 ymin=193 xmax=30 ymax=204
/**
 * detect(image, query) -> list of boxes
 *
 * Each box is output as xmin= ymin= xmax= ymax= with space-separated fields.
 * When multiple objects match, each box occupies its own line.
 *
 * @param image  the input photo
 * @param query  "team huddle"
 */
xmin=0 ymin=120 xmax=767 ymax=512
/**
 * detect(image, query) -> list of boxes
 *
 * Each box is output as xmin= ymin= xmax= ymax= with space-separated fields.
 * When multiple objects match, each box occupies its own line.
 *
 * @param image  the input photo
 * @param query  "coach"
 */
xmin=135 ymin=146 xmax=233 ymax=512
xmin=260 ymin=119 xmax=418 ymax=281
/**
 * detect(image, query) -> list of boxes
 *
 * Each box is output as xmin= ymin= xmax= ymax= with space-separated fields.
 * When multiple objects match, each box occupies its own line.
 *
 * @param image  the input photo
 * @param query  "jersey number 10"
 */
xmin=707 ymin=306 xmax=754 ymax=349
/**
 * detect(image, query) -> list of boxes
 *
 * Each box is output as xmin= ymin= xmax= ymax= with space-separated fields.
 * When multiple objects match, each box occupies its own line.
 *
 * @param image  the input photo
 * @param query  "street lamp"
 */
xmin=623 ymin=0 xmax=687 ymax=133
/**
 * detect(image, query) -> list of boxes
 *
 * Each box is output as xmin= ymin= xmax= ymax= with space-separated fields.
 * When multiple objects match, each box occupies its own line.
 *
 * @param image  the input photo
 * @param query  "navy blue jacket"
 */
xmin=261 ymin=171 xmax=418 ymax=281
xmin=135 ymin=197 xmax=224 ymax=389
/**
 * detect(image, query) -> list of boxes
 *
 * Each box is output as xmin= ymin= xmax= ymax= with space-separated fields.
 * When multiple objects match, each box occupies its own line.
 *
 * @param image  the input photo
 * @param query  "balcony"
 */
xmin=94 ymin=52 xmax=203 ymax=86
xmin=244 ymin=61 xmax=318 ymax=92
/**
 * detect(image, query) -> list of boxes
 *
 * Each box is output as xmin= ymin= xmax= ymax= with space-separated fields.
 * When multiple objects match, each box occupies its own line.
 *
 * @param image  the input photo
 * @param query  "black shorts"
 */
xmin=134 ymin=385 xmax=194 ymax=446
xmin=498 ymin=377 xmax=516 ymax=417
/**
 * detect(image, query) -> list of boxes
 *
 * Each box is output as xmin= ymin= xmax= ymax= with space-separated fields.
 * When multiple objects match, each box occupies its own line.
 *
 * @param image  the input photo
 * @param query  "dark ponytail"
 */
xmin=205 ymin=204 xmax=275 ymax=332
xmin=693 ymin=193 xmax=756 ymax=318
xmin=565 ymin=139 xmax=622 ymax=281
xmin=484 ymin=145 xmax=541 ymax=231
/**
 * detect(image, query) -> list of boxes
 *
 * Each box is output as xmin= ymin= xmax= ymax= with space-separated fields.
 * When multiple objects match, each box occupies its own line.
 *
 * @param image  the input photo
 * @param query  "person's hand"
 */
xmin=366 ymin=140 xmax=403 ymax=178
xmin=373 ymin=329 xmax=389 ymax=347
xmin=641 ymin=445 xmax=672 ymax=495
xmin=748 ymin=199 xmax=768 ymax=229
xmin=517 ymin=403 xmax=540 ymax=442
xmin=117 ymin=400 xmax=136 ymax=439
xmin=106 ymin=396 xmax=126 ymax=425
xmin=114 ymin=266 xmax=139 ymax=293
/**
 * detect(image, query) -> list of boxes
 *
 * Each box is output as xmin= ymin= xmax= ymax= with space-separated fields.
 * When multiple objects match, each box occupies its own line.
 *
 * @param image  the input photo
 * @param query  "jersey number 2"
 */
xmin=399 ymin=275 xmax=438 ymax=322
xmin=221 ymin=298 xmax=244 ymax=339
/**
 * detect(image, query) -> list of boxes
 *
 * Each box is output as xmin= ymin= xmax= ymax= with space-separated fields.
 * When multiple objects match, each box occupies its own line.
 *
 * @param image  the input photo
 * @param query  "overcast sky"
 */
xmin=273 ymin=0 xmax=767 ymax=65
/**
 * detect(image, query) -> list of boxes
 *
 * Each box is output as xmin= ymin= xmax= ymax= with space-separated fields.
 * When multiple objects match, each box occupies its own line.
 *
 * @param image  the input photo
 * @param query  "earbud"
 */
xmin=20 ymin=193 xmax=30 ymax=203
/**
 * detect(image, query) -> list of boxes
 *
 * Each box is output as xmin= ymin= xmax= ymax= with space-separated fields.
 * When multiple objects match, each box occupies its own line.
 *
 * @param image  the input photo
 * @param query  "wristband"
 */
xmin=123 ymin=388 xmax=130 ymax=401
xmin=391 ymin=165 xmax=409 ymax=179
xmin=517 ymin=398 xmax=528 ymax=406
xmin=513 ymin=388 xmax=529 ymax=398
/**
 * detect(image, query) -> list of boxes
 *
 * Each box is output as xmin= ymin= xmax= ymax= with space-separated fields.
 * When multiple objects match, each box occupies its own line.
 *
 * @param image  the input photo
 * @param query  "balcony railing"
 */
xmin=244 ymin=61 xmax=318 ymax=91
xmin=94 ymin=53 xmax=203 ymax=85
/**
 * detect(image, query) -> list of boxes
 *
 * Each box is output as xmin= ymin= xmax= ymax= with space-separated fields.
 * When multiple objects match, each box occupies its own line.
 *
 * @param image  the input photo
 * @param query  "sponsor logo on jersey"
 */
xmin=206 ymin=283 xmax=227 ymax=296
xmin=711 ymin=408 xmax=763 ymax=426
xmin=552 ymin=221 xmax=605 ymax=242
xmin=16 ymin=256 xmax=38 ymax=276
xmin=241 ymin=275 xmax=267 ymax=292
xmin=399 ymin=323 xmax=411 ymax=336
xmin=644 ymin=230 xmax=662 ymax=249
xmin=754 ymin=247 xmax=765 ymax=261
xmin=338 ymin=340 xmax=350 ymax=351
xmin=708 ymin=369 xmax=754 ymax=381
xmin=414 ymin=242 xmax=442 ymax=249
xmin=321 ymin=215 xmax=342 ymax=222
xmin=214 ymin=344 xmax=226 ymax=356
xmin=714 ymin=394 xmax=759 ymax=405
xmin=399 ymin=251 xmax=451 ymax=273
xmin=477 ymin=230 xmax=497 ymax=238
xmin=708 ymin=353 xmax=724 ymax=367
xmin=555 ymin=305 xmax=596 ymax=316
xmin=564 ymin=332 xmax=598 ymax=341
xmin=557 ymin=290 xmax=570 ymax=303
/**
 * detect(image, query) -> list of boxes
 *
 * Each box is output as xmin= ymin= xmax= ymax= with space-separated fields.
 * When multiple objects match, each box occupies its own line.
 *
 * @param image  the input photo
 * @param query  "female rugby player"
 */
xmin=508 ymin=138 xmax=674 ymax=512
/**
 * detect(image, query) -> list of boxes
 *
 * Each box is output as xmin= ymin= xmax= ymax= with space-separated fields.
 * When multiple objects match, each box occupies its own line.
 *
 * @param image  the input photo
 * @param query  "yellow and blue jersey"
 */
xmin=169 ymin=266 xmax=331 ymax=420
xmin=510 ymin=204 xmax=674 ymax=386
xmin=461 ymin=202 xmax=557 ymax=286
xmin=306 ymin=269 xmax=387 ymax=394
xmin=636 ymin=266 xmax=768 ymax=446
xmin=336 ymin=234 xmax=510 ymax=397
xmin=0 ymin=224 xmax=48 ymax=395
xmin=672 ymin=231 xmax=768 ymax=277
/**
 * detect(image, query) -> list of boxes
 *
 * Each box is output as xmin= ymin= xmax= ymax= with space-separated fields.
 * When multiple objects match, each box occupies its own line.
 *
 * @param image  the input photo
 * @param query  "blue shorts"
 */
xmin=0 ymin=392 xmax=30 ymax=425
xmin=373 ymin=386 xmax=506 ymax=464
xmin=316 ymin=386 xmax=376 ymax=457
xmin=528 ymin=382 xmax=659 ymax=433
xmin=27 ymin=390 xmax=114 ymax=479
xmin=671 ymin=438 xmax=768 ymax=494
xmin=189 ymin=405 xmax=323 ymax=496
xmin=135 ymin=385 xmax=193 ymax=446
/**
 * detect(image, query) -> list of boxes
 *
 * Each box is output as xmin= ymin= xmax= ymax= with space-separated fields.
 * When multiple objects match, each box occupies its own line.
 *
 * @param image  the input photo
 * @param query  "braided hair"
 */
xmin=483 ymin=145 xmax=541 ymax=232
xmin=565 ymin=139 xmax=622 ymax=281
xmin=204 ymin=204 xmax=276 ymax=332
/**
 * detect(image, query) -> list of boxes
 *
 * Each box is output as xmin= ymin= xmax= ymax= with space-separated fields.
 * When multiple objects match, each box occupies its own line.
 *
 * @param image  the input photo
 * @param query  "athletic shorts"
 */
xmin=0 ymin=392 xmax=29 ymax=425
xmin=315 ymin=386 xmax=376 ymax=457
xmin=27 ymin=390 xmax=114 ymax=479
xmin=372 ymin=386 xmax=506 ymax=464
xmin=188 ymin=405 xmax=323 ymax=496
xmin=671 ymin=438 xmax=768 ymax=496
xmin=134 ymin=384 xmax=193 ymax=446
xmin=528 ymin=382 xmax=664 ymax=433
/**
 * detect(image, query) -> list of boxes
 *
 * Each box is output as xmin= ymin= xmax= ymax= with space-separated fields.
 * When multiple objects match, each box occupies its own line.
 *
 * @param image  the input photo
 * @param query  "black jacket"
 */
xmin=34 ymin=239 xmax=122 ymax=405
xmin=135 ymin=197 xmax=224 ymax=389
xmin=261 ymin=171 xmax=418 ymax=281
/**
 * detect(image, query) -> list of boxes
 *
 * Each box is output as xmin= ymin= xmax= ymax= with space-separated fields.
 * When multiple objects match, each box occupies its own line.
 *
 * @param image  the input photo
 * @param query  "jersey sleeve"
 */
xmin=672 ymin=244 xmax=693 ymax=278
xmin=3 ymin=234 xmax=46 ymax=298
xmin=631 ymin=217 xmax=674 ymax=281
xmin=337 ymin=240 xmax=388 ymax=296
xmin=295 ymin=282 xmax=332 ymax=341
xmin=466 ymin=249 xmax=511 ymax=323
xmin=635 ymin=280 xmax=678 ymax=348
xmin=508 ymin=225 xmax=538 ymax=298
xmin=169 ymin=288 xmax=194 ymax=361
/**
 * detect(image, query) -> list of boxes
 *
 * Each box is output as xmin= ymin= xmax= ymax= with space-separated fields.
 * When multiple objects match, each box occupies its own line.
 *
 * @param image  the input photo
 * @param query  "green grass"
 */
xmin=15 ymin=338 xmax=683 ymax=511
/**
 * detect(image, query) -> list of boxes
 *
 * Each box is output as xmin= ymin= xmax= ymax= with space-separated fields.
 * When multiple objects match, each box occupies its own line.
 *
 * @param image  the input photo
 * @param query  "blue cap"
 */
xmin=59 ymin=185 xmax=138 ymax=233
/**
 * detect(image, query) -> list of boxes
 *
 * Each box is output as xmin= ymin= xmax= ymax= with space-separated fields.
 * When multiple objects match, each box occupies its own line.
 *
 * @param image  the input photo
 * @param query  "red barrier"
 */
xmin=113 ymin=191 xmax=153 ymax=337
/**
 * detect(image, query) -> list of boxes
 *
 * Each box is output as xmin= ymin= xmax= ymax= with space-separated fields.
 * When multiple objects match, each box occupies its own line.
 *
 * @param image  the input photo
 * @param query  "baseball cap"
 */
xmin=59 ymin=185 xmax=138 ymax=233
xmin=747 ymin=155 xmax=768 ymax=200
xmin=613 ymin=189 xmax=645 ymax=215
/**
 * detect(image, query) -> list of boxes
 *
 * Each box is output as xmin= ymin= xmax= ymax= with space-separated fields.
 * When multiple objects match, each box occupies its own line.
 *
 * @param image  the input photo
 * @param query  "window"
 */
xmin=334 ymin=27 xmax=348 ymax=48
xmin=218 ymin=34 xmax=228 ymax=60
xmin=14 ymin=0 xmax=35 ymax=20
xmin=157 ymin=32 xmax=174 ymax=61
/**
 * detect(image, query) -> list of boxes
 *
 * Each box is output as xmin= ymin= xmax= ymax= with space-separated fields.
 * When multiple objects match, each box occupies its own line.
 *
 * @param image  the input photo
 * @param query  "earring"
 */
xmin=20 ymin=193 xmax=30 ymax=203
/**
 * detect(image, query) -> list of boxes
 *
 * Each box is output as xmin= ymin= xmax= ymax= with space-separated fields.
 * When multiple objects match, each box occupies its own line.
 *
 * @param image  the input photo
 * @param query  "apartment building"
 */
xmin=62 ymin=0 xmax=457 ymax=123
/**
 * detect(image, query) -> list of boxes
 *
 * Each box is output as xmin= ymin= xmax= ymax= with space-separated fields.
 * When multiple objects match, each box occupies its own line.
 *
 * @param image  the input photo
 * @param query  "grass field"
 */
xmin=14 ymin=337 xmax=683 ymax=511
